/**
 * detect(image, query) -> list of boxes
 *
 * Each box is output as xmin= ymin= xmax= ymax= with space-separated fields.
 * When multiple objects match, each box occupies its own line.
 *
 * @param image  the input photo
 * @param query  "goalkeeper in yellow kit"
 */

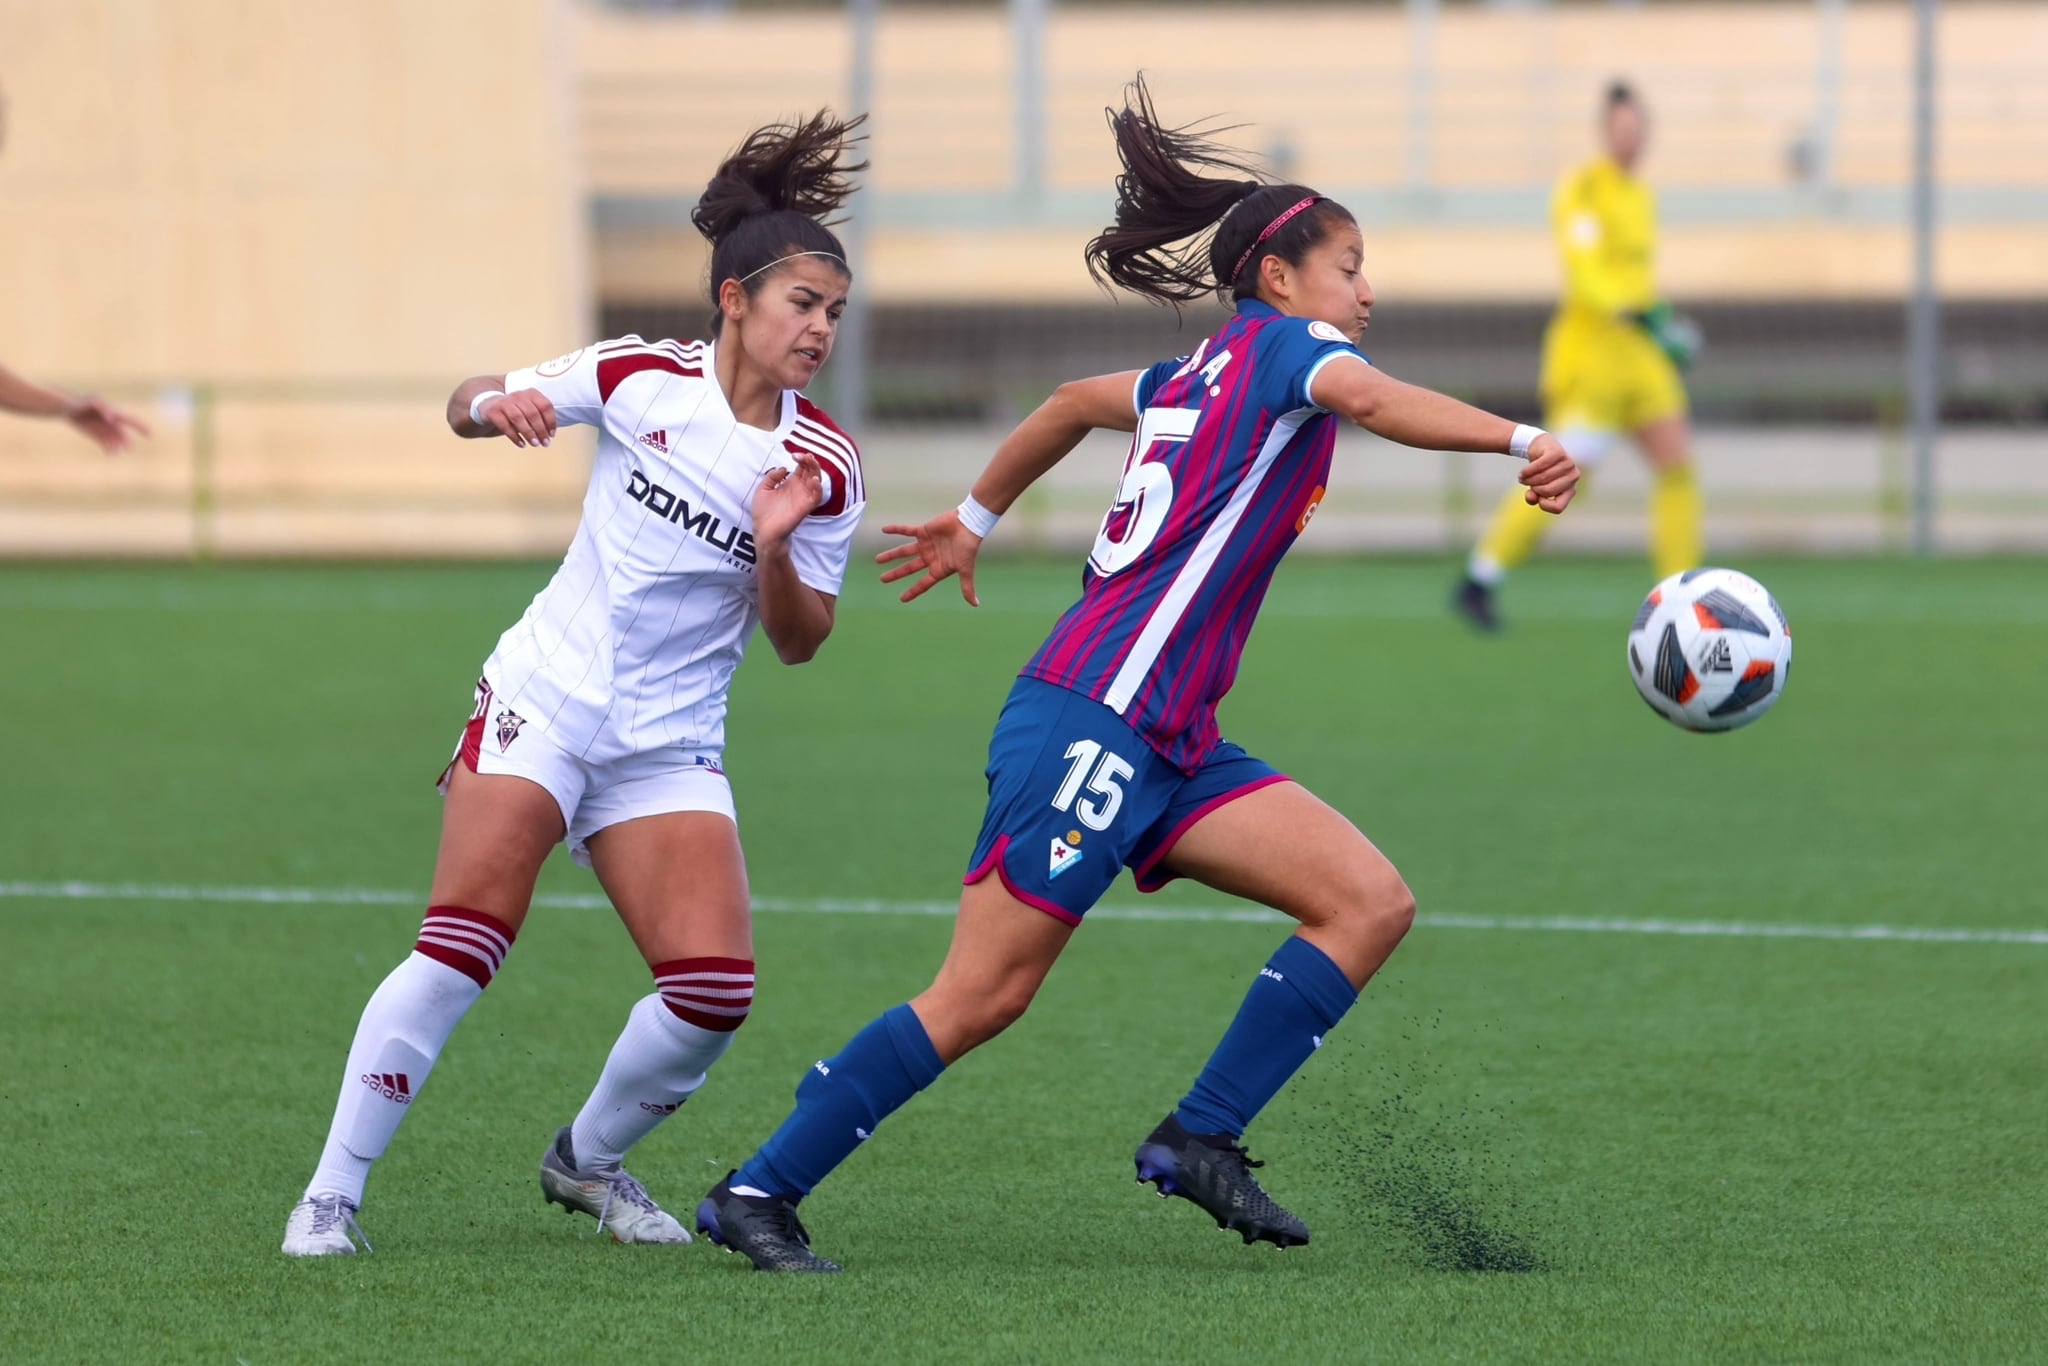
xmin=1454 ymin=81 xmax=1700 ymax=631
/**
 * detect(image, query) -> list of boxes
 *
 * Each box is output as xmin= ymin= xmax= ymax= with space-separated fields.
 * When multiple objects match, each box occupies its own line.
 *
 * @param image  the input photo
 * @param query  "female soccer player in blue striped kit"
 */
xmin=697 ymin=79 xmax=1581 ymax=1271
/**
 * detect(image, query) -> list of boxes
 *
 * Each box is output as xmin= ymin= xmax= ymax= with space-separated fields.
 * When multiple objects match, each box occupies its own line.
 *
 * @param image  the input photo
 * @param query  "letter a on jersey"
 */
xmin=1048 ymin=838 xmax=1084 ymax=879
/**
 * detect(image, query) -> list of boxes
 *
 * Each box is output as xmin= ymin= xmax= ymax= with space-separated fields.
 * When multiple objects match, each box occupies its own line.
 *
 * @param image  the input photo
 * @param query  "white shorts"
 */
xmin=1554 ymin=426 xmax=1621 ymax=469
xmin=439 ymin=678 xmax=737 ymax=868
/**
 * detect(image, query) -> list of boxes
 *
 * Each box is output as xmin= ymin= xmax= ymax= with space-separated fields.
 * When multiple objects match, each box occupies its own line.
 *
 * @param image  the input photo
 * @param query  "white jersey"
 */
xmin=481 ymin=335 xmax=864 ymax=765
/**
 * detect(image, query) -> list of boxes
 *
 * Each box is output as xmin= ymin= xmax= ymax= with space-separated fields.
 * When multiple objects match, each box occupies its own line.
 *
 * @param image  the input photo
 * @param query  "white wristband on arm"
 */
xmin=955 ymin=493 xmax=1001 ymax=540
xmin=468 ymin=390 xmax=506 ymax=427
xmin=1509 ymin=424 xmax=1546 ymax=460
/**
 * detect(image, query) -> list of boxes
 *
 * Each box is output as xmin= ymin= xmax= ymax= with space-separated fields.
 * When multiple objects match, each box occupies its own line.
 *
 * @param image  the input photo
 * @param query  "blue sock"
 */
xmin=735 ymin=1003 xmax=944 ymax=1199
xmin=1174 ymin=936 xmax=1359 ymax=1138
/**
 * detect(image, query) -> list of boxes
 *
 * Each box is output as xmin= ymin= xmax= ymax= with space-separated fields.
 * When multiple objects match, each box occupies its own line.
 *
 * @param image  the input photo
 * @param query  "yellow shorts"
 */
xmin=1540 ymin=313 xmax=1688 ymax=437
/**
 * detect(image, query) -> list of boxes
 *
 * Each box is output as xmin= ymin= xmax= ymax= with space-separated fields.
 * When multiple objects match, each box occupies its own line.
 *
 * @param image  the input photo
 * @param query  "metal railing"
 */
xmin=0 ymin=380 xmax=585 ymax=560
xmin=7 ymin=377 xmax=2045 ymax=558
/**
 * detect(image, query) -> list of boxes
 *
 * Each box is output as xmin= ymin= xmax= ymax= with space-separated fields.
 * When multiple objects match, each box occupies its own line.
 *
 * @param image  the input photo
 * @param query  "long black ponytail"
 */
xmin=1084 ymin=76 xmax=1352 ymax=312
xmin=691 ymin=110 xmax=869 ymax=334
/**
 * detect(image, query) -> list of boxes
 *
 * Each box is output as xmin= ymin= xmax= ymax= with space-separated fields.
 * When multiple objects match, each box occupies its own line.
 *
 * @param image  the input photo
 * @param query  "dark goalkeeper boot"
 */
xmin=1134 ymin=1114 xmax=1311 ymax=1249
xmin=696 ymin=1172 xmax=841 ymax=1273
xmin=1452 ymin=574 xmax=1502 ymax=633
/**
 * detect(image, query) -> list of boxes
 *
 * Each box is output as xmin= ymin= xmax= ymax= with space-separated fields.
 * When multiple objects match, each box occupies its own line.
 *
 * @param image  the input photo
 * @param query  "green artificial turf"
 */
xmin=1 ymin=556 xmax=2042 ymax=1364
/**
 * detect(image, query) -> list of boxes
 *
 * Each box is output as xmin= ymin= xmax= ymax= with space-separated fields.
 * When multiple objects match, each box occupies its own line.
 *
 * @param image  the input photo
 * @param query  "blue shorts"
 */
xmin=963 ymin=677 xmax=1289 ymax=925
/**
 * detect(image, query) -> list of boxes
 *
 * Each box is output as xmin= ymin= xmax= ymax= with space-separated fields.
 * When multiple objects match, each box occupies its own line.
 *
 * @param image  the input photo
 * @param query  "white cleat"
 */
xmin=282 ymin=1194 xmax=372 ymax=1256
xmin=539 ymin=1127 xmax=692 ymax=1245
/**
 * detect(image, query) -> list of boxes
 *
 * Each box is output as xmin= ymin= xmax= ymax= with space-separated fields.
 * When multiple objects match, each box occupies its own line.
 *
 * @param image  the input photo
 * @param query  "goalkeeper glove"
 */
xmin=1632 ymin=301 xmax=1703 ymax=372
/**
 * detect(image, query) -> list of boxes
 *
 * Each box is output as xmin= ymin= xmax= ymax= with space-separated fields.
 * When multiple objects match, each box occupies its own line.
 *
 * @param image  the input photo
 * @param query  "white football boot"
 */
xmin=539 ymin=1127 xmax=692 ymax=1244
xmin=282 ymin=1194 xmax=372 ymax=1256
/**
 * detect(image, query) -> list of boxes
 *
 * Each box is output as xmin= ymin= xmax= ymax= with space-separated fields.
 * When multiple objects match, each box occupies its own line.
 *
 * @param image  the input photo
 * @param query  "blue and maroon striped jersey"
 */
xmin=1021 ymin=300 xmax=1369 ymax=771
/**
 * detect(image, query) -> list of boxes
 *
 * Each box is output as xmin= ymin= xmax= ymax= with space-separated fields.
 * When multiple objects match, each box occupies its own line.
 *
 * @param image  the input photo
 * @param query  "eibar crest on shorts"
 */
xmin=494 ymin=709 xmax=526 ymax=752
xmin=1048 ymin=834 xmax=1084 ymax=879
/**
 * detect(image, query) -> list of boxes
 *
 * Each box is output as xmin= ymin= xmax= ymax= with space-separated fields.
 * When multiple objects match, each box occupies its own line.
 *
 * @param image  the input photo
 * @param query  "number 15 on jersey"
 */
xmin=1088 ymin=406 xmax=1199 ymax=577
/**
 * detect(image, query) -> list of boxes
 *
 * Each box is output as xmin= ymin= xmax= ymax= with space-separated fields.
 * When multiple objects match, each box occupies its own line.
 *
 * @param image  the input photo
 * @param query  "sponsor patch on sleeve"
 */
xmin=1307 ymin=321 xmax=1348 ymax=343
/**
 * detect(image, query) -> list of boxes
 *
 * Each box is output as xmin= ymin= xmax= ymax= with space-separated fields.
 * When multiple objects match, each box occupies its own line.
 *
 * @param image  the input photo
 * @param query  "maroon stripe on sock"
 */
xmin=424 ymin=905 xmax=518 ymax=945
xmin=662 ymin=999 xmax=748 ymax=1032
xmin=415 ymin=940 xmax=494 ymax=988
xmin=414 ymin=905 xmax=518 ymax=987
xmin=652 ymin=956 xmax=754 ymax=1030
xmin=651 ymin=955 xmax=751 ymax=977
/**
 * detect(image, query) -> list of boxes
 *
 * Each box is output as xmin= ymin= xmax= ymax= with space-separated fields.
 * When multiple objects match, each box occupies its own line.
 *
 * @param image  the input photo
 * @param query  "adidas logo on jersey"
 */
xmin=637 ymin=429 xmax=671 ymax=455
xmin=361 ymin=1072 xmax=413 ymax=1104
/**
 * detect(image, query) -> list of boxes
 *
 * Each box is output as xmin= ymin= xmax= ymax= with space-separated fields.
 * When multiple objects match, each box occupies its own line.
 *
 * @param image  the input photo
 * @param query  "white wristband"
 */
xmin=1509 ymin=423 xmax=1545 ymax=460
xmin=955 ymin=494 xmax=1001 ymax=540
xmin=468 ymin=390 xmax=506 ymax=427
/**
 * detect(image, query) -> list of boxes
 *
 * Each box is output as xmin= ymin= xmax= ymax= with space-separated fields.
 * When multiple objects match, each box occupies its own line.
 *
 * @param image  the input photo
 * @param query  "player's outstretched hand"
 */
xmin=877 ymin=510 xmax=982 ymax=607
xmin=66 ymin=396 xmax=150 ymax=455
xmin=753 ymin=452 xmax=826 ymax=547
xmin=1520 ymin=435 xmax=1580 ymax=514
xmin=478 ymin=390 xmax=558 ymax=448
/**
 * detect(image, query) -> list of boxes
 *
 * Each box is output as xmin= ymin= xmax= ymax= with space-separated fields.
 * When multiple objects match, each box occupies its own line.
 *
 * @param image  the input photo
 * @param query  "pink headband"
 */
xmin=1229 ymin=195 xmax=1324 ymax=285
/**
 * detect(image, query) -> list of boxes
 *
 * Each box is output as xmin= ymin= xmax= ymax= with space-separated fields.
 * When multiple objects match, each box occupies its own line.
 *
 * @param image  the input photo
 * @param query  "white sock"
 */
xmin=1467 ymin=551 xmax=1506 ymax=587
xmin=567 ymin=994 xmax=737 ymax=1170
xmin=303 ymin=952 xmax=483 ymax=1205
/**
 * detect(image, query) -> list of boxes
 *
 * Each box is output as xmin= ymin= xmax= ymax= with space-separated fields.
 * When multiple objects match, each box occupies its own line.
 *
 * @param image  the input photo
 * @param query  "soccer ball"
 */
xmin=1627 ymin=567 xmax=1793 ymax=732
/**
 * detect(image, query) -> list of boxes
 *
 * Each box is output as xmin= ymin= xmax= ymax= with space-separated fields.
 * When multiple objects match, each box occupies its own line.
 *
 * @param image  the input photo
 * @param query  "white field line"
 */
xmin=3 ymin=878 xmax=2045 ymax=946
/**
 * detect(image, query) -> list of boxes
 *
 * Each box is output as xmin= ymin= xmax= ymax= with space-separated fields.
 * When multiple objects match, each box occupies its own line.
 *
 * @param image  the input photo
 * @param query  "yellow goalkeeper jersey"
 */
xmin=1540 ymin=155 xmax=1686 ymax=431
xmin=1552 ymin=156 xmax=1658 ymax=324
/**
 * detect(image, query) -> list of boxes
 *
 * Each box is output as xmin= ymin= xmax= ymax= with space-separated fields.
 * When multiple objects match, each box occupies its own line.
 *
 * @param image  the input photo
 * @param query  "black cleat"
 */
xmin=1134 ymin=1115 xmax=1310 ymax=1249
xmin=1452 ymin=575 xmax=1502 ymax=632
xmin=696 ymin=1172 xmax=841 ymax=1273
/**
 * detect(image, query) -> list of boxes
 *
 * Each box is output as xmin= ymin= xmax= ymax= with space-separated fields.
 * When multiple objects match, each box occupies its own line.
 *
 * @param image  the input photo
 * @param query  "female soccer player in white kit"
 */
xmin=282 ymin=112 xmax=869 ymax=1255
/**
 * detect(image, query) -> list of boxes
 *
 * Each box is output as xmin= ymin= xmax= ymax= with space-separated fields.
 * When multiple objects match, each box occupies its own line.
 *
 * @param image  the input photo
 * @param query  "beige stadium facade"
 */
xmin=1 ymin=0 xmax=2041 ymax=556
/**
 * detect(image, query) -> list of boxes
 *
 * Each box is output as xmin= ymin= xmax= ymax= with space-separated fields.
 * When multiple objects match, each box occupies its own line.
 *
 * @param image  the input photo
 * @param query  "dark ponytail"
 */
xmin=691 ymin=110 xmax=868 ymax=334
xmin=1084 ymin=75 xmax=1353 ymax=312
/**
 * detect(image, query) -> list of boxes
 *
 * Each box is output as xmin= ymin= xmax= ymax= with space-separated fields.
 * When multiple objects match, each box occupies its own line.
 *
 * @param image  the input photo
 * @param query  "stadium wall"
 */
xmin=585 ymin=1 xmax=2048 ymax=303
xmin=0 ymin=0 xmax=589 ymax=555
xmin=1 ymin=0 xmax=2042 ymax=557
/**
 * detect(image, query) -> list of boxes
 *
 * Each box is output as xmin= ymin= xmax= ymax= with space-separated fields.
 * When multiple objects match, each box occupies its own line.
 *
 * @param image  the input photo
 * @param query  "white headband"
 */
xmin=739 ymin=250 xmax=849 ymax=283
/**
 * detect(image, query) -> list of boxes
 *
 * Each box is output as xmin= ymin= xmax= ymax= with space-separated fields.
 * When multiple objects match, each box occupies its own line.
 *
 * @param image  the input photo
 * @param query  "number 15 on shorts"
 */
xmin=1052 ymin=739 xmax=1134 ymax=831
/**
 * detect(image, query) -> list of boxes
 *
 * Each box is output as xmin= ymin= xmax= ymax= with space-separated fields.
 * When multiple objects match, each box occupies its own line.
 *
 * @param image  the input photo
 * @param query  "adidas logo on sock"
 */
xmin=361 ymin=1072 xmax=413 ymax=1104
